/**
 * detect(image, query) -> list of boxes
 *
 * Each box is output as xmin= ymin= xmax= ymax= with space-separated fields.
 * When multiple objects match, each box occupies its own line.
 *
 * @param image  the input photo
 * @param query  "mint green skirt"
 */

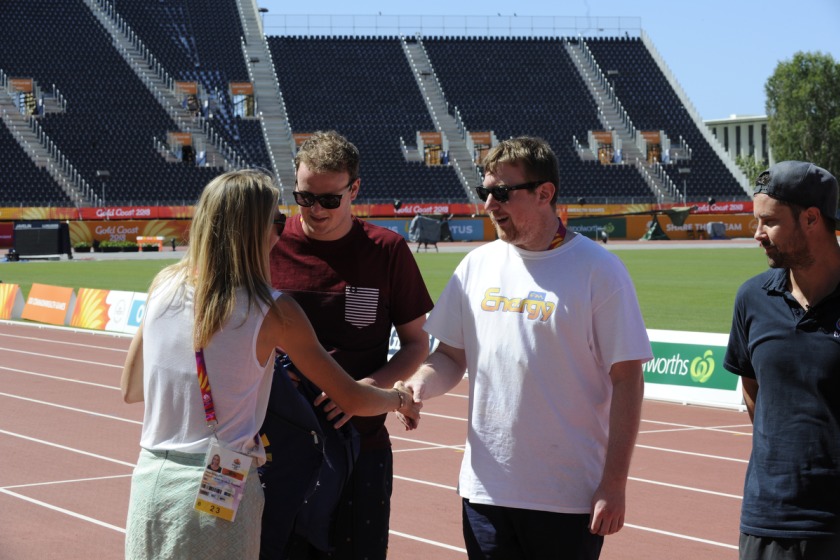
xmin=125 ymin=448 xmax=263 ymax=560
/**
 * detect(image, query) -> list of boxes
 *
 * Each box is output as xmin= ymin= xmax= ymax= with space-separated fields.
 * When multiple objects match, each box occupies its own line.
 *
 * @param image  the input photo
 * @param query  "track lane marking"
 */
xmin=0 ymin=489 xmax=126 ymax=533
xmin=0 ymin=366 xmax=118 ymax=390
xmin=625 ymin=523 xmax=738 ymax=550
xmin=0 ymin=393 xmax=141 ymax=425
xmin=389 ymin=530 xmax=466 ymax=553
xmin=0 ymin=331 xmax=128 ymax=352
xmin=0 ymin=429 xmax=137 ymax=467
xmin=636 ymin=444 xmax=749 ymax=463
xmin=0 ymin=347 xmax=121 ymax=368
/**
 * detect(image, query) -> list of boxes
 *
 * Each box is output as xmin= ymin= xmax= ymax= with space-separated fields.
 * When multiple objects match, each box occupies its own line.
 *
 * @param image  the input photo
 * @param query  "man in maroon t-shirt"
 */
xmin=268 ymin=130 xmax=433 ymax=560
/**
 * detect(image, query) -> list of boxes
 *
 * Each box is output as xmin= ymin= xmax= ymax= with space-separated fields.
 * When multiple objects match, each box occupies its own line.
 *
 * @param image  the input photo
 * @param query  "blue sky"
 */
xmin=258 ymin=0 xmax=840 ymax=121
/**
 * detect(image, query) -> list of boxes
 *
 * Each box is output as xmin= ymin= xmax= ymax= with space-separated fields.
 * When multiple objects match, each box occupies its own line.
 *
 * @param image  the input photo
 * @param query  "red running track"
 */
xmin=0 ymin=320 xmax=750 ymax=559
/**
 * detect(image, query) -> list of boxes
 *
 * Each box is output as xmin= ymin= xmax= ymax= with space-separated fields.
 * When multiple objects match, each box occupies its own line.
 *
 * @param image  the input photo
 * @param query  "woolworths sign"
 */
xmin=644 ymin=342 xmax=735 ymax=390
xmin=643 ymin=330 xmax=744 ymax=409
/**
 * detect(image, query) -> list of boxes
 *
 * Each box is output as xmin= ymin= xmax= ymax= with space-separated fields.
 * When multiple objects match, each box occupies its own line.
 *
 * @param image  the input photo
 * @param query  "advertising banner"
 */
xmin=22 ymin=283 xmax=76 ymax=326
xmin=691 ymin=201 xmax=753 ymax=214
xmin=70 ymin=288 xmax=112 ymax=331
xmin=69 ymin=288 xmax=135 ymax=333
xmin=0 ymin=283 xmax=24 ymax=320
xmin=568 ymin=217 xmax=627 ymax=240
xmin=78 ymin=206 xmax=162 ymax=220
xmin=365 ymin=218 xmax=487 ymax=242
xmin=68 ymin=220 xmax=192 ymax=245
xmin=0 ymin=208 xmax=83 ymax=221
xmin=644 ymin=329 xmax=743 ymax=409
xmin=629 ymin=214 xmax=757 ymax=240
xmin=65 ymin=288 xmax=146 ymax=334
xmin=125 ymin=292 xmax=148 ymax=334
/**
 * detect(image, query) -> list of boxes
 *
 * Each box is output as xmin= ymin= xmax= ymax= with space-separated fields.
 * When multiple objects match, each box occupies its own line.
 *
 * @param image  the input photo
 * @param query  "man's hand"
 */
xmin=313 ymin=392 xmax=352 ymax=429
xmin=394 ymin=378 xmax=426 ymax=429
xmin=589 ymin=482 xmax=626 ymax=536
xmin=394 ymin=380 xmax=422 ymax=430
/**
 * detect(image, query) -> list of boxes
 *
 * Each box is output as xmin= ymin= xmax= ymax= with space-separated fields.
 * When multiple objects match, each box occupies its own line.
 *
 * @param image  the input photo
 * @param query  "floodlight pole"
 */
xmin=96 ymin=170 xmax=110 ymax=220
xmin=678 ymin=167 xmax=691 ymax=205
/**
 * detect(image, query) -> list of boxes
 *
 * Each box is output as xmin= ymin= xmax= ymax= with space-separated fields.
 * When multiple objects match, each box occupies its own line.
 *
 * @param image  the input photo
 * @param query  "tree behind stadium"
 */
xmin=765 ymin=51 xmax=840 ymax=176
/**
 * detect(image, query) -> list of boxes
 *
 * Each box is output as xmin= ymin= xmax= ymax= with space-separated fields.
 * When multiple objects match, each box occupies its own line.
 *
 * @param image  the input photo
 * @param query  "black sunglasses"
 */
xmin=293 ymin=178 xmax=356 ymax=209
xmin=475 ymin=181 xmax=543 ymax=203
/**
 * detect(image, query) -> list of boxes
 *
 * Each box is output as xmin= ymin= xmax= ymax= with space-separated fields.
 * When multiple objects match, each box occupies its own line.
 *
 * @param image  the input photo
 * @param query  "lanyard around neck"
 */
xmin=547 ymin=219 xmax=567 ymax=250
xmin=195 ymin=349 xmax=218 ymax=429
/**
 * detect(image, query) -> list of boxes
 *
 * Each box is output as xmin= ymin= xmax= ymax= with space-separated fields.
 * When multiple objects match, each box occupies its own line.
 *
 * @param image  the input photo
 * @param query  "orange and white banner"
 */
xmin=69 ymin=288 xmax=146 ymax=334
xmin=0 ymin=283 xmax=25 ymax=320
xmin=22 ymin=283 xmax=76 ymax=326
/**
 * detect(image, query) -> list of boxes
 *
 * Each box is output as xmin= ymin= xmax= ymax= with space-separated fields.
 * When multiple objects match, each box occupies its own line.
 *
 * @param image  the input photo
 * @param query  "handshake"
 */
xmin=393 ymin=380 xmax=422 ymax=431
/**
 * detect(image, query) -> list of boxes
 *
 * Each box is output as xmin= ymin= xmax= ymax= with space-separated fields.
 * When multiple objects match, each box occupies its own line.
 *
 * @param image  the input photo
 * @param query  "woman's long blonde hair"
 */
xmin=151 ymin=169 xmax=280 ymax=349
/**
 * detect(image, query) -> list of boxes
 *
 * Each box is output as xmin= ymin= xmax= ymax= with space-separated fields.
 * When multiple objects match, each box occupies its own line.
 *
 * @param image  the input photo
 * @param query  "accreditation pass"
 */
xmin=194 ymin=442 xmax=251 ymax=522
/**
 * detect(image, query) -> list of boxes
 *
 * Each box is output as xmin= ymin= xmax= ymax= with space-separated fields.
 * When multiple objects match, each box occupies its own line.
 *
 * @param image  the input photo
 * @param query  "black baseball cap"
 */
xmin=754 ymin=161 xmax=838 ymax=221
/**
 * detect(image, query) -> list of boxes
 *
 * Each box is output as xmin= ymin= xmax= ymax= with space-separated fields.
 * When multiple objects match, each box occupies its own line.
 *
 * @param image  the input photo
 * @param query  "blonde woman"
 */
xmin=120 ymin=169 xmax=419 ymax=560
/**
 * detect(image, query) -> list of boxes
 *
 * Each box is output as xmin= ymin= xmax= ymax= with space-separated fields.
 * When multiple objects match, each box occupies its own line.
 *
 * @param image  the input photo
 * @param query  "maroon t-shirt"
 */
xmin=269 ymin=216 xmax=433 ymax=449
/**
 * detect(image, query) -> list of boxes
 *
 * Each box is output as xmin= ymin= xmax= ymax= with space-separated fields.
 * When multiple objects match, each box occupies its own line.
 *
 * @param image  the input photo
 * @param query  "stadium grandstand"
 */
xmin=0 ymin=0 xmax=751 ymax=210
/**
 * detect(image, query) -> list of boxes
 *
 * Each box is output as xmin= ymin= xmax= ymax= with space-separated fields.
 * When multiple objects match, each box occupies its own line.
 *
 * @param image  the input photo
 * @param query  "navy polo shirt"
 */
xmin=725 ymin=268 xmax=840 ymax=538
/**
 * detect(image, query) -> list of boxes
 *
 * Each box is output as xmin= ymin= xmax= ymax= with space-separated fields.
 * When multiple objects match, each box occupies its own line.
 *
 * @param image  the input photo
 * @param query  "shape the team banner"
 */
xmin=0 ymin=283 xmax=25 ymax=320
xmin=22 ymin=283 xmax=76 ymax=326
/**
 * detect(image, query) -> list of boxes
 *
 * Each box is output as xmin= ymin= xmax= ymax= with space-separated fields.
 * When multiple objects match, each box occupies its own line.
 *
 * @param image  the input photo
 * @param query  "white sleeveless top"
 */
xmin=139 ymin=276 xmax=278 ymax=463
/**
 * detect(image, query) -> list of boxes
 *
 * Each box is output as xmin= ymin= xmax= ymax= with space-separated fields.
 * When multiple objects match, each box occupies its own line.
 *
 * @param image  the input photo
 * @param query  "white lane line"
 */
xmin=629 ymin=477 xmax=742 ymax=500
xmin=641 ymin=419 xmax=753 ymax=435
xmin=0 ymin=488 xmax=126 ymax=533
xmin=1 ymin=489 xmax=466 ymax=551
xmin=0 ymin=429 xmax=136 ymax=467
xmin=625 ymin=523 xmax=738 ymax=550
xmin=0 ymin=331 xmax=128 ymax=351
xmin=0 ymin=347 xmax=121 ymax=368
xmin=636 ymin=444 xmax=749 ymax=464
xmin=2 ymin=474 xmax=132 ymax=490
xmin=421 ymin=412 xmax=467 ymax=422
xmin=0 ymin=393 xmax=141 ymax=425
xmin=391 ymin=475 xmax=738 ymax=552
xmin=0 ymin=319 xmax=132 ymax=339
xmin=393 ymin=475 xmax=457 ymax=492
xmin=390 ymin=435 xmax=465 ymax=451
xmin=641 ymin=426 xmax=752 ymax=435
xmin=0 ymin=366 xmax=118 ymax=390
xmin=389 ymin=530 xmax=466 ymax=553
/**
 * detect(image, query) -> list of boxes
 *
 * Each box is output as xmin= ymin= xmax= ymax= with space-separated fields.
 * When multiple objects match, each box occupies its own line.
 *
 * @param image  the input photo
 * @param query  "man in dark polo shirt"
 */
xmin=725 ymin=161 xmax=840 ymax=560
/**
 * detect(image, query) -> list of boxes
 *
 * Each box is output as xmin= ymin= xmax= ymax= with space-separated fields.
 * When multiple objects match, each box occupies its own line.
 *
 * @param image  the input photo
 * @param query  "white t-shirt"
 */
xmin=139 ymin=277 xmax=277 ymax=463
xmin=425 ymin=234 xmax=652 ymax=513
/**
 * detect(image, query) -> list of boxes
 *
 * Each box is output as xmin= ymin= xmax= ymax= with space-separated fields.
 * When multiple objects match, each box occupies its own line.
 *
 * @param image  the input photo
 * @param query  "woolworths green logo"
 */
xmin=643 ymin=343 xmax=736 ymax=391
xmin=689 ymin=350 xmax=715 ymax=383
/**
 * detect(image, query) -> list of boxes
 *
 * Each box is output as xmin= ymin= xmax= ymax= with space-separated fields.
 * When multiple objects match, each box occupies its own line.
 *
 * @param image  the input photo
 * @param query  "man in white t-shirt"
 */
xmin=402 ymin=137 xmax=653 ymax=559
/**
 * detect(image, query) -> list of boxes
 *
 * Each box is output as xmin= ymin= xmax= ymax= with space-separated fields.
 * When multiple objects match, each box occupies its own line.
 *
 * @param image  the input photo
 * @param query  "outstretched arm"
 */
xmin=315 ymin=315 xmax=430 ymax=428
xmin=589 ymin=359 xmax=644 ymax=536
xmin=397 ymin=342 xmax=468 ymax=429
xmin=264 ymin=294 xmax=420 ymax=424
